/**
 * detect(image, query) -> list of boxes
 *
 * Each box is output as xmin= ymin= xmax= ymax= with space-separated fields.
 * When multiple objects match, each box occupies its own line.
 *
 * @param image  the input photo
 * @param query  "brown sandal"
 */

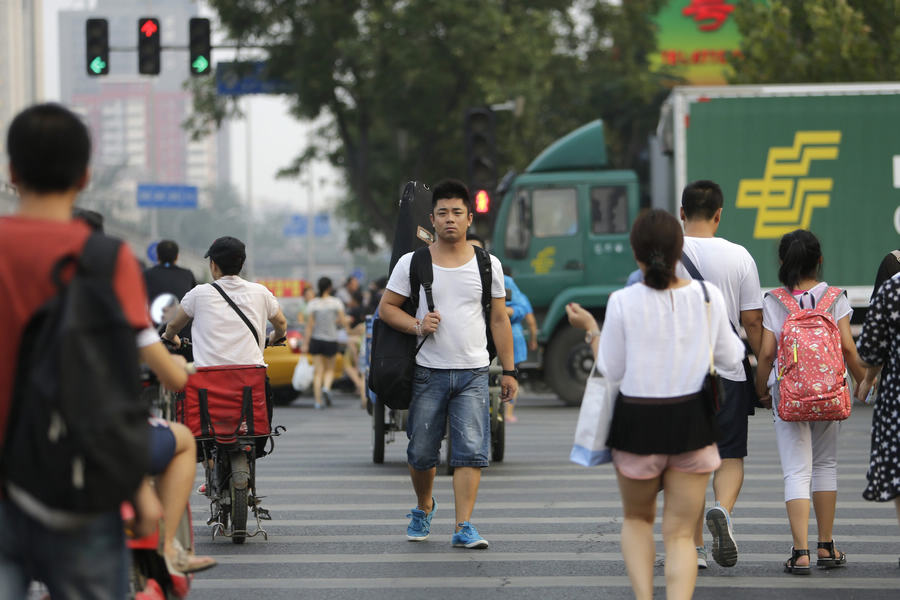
xmin=816 ymin=540 xmax=847 ymax=569
xmin=784 ymin=547 xmax=811 ymax=575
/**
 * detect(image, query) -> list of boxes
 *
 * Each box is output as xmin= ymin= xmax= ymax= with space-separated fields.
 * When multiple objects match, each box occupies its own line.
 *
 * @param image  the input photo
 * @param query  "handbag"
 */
xmin=569 ymin=359 xmax=619 ymax=466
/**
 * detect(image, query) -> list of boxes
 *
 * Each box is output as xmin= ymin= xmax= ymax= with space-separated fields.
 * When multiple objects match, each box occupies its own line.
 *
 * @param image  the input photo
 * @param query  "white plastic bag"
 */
xmin=570 ymin=361 xmax=618 ymax=466
xmin=291 ymin=357 xmax=315 ymax=392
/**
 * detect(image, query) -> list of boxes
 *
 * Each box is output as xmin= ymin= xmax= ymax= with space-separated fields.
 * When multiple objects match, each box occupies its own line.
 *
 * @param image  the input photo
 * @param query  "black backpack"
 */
xmin=2 ymin=233 xmax=149 ymax=515
xmin=367 ymin=246 xmax=494 ymax=410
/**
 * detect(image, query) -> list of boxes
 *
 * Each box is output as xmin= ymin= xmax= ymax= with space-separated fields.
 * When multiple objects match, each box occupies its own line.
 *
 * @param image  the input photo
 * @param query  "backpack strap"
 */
xmin=767 ymin=287 xmax=800 ymax=315
xmin=409 ymin=247 xmax=434 ymax=312
xmin=79 ymin=232 xmax=122 ymax=282
xmin=816 ymin=286 xmax=844 ymax=313
xmin=473 ymin=246 xmax=493 ymax=320
xmin=210 ymin=282 xmax=261 ymax=347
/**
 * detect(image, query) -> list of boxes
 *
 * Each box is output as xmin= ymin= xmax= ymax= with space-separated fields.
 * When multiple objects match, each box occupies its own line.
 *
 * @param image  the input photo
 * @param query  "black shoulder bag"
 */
xmin=367 ymin=248 xmax=434 ymax=410
xmin=211 ymin=282 xmax=262 ymax=348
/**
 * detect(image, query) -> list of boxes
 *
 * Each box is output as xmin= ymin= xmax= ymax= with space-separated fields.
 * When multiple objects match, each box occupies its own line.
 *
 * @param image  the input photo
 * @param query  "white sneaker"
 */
xmin=706 ymin=503 xmax=738 ymax=567
xmin=697 ymin=546 xmax=708 ymax=569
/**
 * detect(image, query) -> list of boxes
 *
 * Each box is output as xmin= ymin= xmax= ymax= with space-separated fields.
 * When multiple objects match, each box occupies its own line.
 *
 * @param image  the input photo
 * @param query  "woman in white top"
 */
xmin=303 ymin=277 xmax=349 ymax=409
xmin=567 ymin=209 xmax=743 ymax=600
xmin=754 ymin=229 xmax=865 ymax=574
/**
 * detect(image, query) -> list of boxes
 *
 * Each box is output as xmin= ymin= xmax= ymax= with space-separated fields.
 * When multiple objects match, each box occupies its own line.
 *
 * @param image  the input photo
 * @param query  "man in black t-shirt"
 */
xmin=144 ymin=240 xmax=196 ymax=353
xmin=144 ymin=240 xmax=196 ymax=304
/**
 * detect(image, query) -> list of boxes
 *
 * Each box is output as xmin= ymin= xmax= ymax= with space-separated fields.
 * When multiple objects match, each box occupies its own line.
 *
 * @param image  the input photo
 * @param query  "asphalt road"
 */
xmin=187 ymin=389 xmax=899 ymax=599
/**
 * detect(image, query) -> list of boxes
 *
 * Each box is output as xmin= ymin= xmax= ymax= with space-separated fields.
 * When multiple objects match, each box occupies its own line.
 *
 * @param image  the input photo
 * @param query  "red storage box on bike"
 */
xmin=178 ymin=365 xmax=270 ymax=443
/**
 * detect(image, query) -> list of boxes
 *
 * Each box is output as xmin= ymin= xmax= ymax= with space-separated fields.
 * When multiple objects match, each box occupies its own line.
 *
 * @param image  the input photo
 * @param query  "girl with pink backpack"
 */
xmin=755 ymin=230 xmax=867 ymax=575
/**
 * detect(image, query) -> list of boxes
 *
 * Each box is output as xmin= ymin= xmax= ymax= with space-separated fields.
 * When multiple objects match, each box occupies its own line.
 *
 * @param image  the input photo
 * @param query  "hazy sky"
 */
xmin=40 ymin=0 xmax=340 ymax=214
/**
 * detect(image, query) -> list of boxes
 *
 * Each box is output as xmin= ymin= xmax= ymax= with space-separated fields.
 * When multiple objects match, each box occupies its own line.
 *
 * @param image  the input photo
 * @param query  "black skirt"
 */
xmin=606 ymin=389 xmax=719 ymax=455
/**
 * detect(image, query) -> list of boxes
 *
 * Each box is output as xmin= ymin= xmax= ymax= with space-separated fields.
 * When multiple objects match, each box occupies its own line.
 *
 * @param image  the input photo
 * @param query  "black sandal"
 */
xmin=816 ymin=540 xmax=847 ymax=569
xmin=784 ymin=547 xmax=811 ymax=575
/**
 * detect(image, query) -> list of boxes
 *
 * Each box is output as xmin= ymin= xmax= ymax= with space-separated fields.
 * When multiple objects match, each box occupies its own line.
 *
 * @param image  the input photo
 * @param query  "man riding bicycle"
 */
xmin=161 ymin=236 xmax=287 ymax=424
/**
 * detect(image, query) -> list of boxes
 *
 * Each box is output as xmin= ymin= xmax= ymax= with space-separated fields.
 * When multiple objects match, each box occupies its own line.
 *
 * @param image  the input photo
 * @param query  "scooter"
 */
xmin=123 ymin=500 xmax=195 ymax=599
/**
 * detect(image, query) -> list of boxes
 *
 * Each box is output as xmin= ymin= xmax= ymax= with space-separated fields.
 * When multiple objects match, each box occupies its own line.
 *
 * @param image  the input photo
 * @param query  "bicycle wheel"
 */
xmin=230 ymin=485 xmax=248 ymax=544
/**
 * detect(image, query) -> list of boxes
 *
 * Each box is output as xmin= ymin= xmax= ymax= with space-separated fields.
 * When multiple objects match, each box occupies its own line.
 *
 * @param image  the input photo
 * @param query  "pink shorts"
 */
xmin=612 ymin=443 xmax=721 ymax=480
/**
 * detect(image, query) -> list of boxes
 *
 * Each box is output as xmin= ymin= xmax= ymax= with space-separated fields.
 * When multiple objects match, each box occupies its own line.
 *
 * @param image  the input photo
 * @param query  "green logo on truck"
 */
xmin=736 ymin=131 xmax=841 ymax=238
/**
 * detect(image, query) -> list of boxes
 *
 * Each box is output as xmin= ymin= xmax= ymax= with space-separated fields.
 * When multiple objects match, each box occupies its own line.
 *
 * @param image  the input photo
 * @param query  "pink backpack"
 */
xmin=769 ymin=287 xmax=851 ymax=422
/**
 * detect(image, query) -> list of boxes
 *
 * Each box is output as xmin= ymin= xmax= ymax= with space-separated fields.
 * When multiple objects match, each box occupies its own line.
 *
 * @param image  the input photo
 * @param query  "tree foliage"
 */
xmin=730 ymin=0 xmax=900 ymax=83
xmin=198 ymin=0 xmax=670 ymax=249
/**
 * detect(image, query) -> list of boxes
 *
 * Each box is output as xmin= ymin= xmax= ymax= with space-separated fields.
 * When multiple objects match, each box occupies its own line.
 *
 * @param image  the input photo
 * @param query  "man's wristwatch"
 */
xmin=502 ymin=369 xmax=519 ymax=380
xmin=584 ymin=329 xmax=601 ymax=344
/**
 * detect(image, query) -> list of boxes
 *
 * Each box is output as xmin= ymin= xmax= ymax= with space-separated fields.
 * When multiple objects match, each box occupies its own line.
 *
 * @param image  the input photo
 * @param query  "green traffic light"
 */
xmin=89 ymin=56 xmax=107 ymax=74
xmin=191 ymin=55 xmax=209 ymax=73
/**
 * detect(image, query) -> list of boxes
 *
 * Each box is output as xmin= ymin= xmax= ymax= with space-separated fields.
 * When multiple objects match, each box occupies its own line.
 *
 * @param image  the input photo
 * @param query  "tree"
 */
xmin=729 ymin=0 xmax=900 ymax=83
xmin=196 ymin=1 xmax=672 ymax=247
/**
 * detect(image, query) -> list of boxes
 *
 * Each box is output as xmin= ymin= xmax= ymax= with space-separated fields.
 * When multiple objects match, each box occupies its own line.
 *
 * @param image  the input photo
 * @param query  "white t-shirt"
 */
xmin=386 ymin=250 xmax=506 ymax=369
xmin=597 ymin=281 xmax=745 ymax=398
xmin=181 ymin=275 xmax=281 ymax=367
xmin=761 ymin=281 xmax=852 ymax=391
xmin=675 ymin=236 xmax=763 ymax=381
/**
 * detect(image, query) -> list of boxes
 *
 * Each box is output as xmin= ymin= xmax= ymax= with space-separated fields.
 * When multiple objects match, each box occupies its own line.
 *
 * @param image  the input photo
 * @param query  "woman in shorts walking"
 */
xmin=567 ymin=209 xmax=744 ymax=600
xmin=303 ymin=277 xmax=349 ymax=409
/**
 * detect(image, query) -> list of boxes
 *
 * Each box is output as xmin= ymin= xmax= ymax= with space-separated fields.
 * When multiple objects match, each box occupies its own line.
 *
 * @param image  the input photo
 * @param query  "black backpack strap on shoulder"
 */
xmin=681 ymin=251 xmax=704 ymax=281
xmin=79 ymin=232 xmax=122 ymax=281
xmin=211 ymin=282 xmax=261 ymax=347
xmin=473 ymin=246 xmax=492 ymax=318
xmin=409 ymin=247 xmax=435 ymax=313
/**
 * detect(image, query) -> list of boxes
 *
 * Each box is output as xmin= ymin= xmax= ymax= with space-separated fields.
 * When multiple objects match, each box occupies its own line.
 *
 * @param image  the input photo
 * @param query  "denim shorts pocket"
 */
xmin=413 ymin=366 xmax=430 ymax=384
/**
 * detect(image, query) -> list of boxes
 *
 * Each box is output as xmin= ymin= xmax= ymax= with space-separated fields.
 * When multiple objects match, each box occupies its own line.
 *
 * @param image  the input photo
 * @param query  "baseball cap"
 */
xmin=204 ymin=236 xmax=246 ymax=270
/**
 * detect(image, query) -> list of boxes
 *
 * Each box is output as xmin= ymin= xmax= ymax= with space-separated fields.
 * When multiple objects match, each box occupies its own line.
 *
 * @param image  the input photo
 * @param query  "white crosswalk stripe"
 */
xmin=186 ymin=396 xmax=899 ymax=598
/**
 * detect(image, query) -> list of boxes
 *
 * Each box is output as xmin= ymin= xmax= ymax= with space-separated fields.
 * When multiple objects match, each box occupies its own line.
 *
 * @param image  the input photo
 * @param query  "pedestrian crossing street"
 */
xmin=188 ymin=395 xmax=899 ymax=599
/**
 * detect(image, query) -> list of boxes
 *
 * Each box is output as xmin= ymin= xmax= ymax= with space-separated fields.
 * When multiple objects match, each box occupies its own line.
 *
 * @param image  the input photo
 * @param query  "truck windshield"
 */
xmin=533 ymin=188 xmax=577 ymax=238
xmin=590 ymin=186 xmax=628 ymax=234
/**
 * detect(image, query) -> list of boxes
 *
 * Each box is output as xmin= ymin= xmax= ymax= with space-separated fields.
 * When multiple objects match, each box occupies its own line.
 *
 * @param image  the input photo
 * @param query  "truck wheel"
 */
xmin=373 ymin=398 xmax=385 ymax=464
xmin=545 ymin=324 xmax=597 ymax=406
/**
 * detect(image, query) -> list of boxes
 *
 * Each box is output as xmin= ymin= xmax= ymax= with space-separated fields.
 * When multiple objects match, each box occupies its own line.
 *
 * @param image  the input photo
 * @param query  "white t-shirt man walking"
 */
xmin=674 ymin=180 xmax=763 ymax=570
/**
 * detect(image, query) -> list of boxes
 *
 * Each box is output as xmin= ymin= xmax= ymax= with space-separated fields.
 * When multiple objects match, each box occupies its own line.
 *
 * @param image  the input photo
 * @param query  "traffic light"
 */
xmin=85 ymin=18 xmax=109 ymax=76
xmin=137 ymin=17 xmax=161 ymax=75
xmin=474 ymin=189 xmax=491 ymax=214
xmin=188 ymin=18 xmax=211 ymax=76
xmin=464 ymin=107 xmax=497 ymax=193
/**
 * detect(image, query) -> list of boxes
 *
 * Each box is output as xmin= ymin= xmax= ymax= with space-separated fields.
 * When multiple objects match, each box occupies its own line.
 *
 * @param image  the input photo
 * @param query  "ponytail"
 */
xmin=630 ymin=209 xmax=682 ymax=290
xmin=777 ymin=229 xmax=821 ymax=289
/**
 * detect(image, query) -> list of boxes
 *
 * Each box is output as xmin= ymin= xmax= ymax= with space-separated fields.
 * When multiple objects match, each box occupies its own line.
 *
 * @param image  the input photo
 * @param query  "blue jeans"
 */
xmin=0 ymin=501 xmax=128 ymax=599
xmin=407 ymin=366 xmax=490 ymax=470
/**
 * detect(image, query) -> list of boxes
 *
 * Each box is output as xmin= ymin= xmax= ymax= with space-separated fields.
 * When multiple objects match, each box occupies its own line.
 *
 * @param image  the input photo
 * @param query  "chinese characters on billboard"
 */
xmin=653 ymin=0 xmax=764 ymax=85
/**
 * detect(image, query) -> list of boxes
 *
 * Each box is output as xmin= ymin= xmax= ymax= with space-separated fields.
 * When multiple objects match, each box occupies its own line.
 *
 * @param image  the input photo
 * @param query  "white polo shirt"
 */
xmin=180 ymin=275 xmax=281 ymax=367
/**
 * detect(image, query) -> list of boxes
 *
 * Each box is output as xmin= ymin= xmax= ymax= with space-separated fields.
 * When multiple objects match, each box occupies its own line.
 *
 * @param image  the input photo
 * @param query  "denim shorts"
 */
xmin=407 ymin=366 xmax=490 ymax=470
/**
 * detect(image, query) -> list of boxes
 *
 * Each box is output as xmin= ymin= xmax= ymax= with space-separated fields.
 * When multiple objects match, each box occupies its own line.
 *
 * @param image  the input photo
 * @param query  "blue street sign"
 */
xmin=216 ymin=61 xmax=291 ymax=96
xmin=283 ymin=214 xmax=308 ymax=237
xmin=147 ymin=241 xmax=159 ymax=264
xmin=137 ymin=184 xmax=198 ymax=209
xmin=313 ymin=214 xmax=330 ymax=237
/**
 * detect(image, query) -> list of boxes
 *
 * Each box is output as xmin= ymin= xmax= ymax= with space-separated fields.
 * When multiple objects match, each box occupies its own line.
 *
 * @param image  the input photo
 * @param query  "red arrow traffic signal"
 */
xmin=140 ymin=18 xmax=158 ymax=37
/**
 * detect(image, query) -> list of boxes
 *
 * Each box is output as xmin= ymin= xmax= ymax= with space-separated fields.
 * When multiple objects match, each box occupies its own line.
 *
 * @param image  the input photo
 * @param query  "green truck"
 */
xmin=492 ymin=82 xmax=900 ymax=405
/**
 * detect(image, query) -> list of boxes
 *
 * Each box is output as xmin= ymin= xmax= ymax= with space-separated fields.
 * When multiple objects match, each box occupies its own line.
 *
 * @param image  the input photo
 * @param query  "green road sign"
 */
xmin=89 ymin=56 xmax=107 ymax=74
xmin=191 ymin=55 xmax=209 ymax=74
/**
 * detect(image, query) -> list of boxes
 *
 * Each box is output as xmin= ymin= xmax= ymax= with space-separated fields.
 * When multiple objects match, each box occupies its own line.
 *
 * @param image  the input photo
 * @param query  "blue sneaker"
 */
xmin=406 ymin=498 xmax=436 ymax=541
xmin=451 ymin=521 xmax=489 ymax=549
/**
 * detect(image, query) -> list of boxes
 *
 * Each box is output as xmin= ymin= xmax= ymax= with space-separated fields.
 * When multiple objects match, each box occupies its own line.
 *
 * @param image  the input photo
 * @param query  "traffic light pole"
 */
xmin=244 ymin=97 xmax=254 ymax=280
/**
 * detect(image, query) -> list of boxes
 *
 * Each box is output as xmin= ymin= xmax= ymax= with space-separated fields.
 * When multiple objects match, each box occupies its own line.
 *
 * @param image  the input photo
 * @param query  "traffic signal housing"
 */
xmin=137 ymin=17 xmax=161 ymax=75
xmin=189 ymin=18 xmax=211 ymax=76
xmin=85 ymin=18 xmax=109 ymax=76
xmin=464 ymin=107 xmax=497 ymax=194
